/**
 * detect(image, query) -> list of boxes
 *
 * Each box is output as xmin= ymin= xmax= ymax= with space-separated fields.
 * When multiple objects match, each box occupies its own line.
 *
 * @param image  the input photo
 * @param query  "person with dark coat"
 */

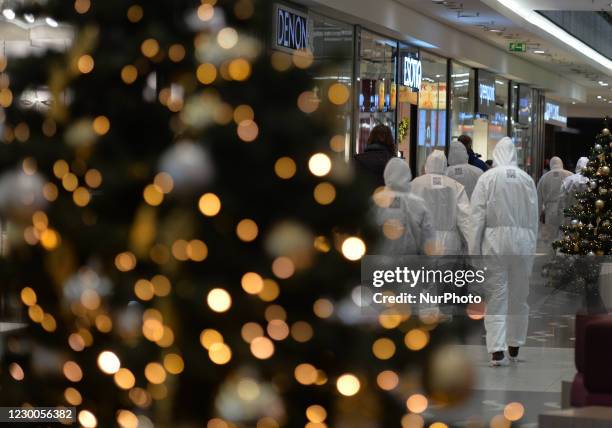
xmin=458 ymin=134 xmax=489 ymax=172
xmin=354 ymin=124 xmax=396 ymax=188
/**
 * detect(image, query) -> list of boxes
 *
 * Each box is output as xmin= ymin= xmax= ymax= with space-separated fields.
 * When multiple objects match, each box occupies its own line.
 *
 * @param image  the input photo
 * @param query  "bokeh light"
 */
xmin=97 ymin=351 xmax=121 ymax=374
xmin=336 ymin=374 xmax=360 ymax=396
xmin=406 ymin=394 xmax=428 ymax=414
xmin=341 ymin=237 xmax=366 ymax=261
xmin=207 ymin=288 xmax=231 ymax=312
xmin=199 ymin=193 xmax=221 ymax=216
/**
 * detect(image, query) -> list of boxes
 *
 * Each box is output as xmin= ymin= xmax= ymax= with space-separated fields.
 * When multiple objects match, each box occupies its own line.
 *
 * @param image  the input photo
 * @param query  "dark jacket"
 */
xmin=467 ymin=149 xmax=489 ymax=172
xmin=354 ymin=143 xmax=395 ymax=188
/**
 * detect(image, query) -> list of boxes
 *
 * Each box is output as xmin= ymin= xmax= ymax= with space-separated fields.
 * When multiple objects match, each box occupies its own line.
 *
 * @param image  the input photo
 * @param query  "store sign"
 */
xmin=544 ymin=101 xmax=567 ymax=125
xmin=274 ymin=4 xmax=310 ymax=53
xmin=402 ymin=56 xmax=422 ymax=91
xmin=477 ymin=69 xmax=496 ymax=117
xmin=479 ymin=84 xmax=495 ymax=104
xmin=509 ymin=41 xmax=526 ymax=52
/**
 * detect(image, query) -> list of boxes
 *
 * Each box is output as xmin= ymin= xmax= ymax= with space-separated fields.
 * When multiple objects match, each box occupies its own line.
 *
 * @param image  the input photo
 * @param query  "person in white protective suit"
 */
xmin=469 ymin=137 xmax=539 ymax=366
xmin=537 ymin=156 xmax=572 ymax=243
xmin=410 ymin=150 xmax=471 ymax=255
xmin=558 ymin=157 xmax=589 ymax=223
xmin=372 ymin=158 xmax=435 ymax=255
xmin=446 ymin=140 xmax=483 ymax=199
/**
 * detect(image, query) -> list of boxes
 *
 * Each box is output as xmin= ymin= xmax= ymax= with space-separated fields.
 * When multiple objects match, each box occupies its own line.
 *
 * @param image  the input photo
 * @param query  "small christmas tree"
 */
xmin=554 ymin=126 xmax=612 ymax=255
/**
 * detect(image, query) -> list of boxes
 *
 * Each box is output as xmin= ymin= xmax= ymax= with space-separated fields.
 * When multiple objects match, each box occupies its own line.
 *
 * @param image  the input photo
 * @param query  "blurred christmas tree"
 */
xmin=554 ymin=125 xmax=612 ymax=255
xmin=0 ymin=1 xmax=473 ymax=427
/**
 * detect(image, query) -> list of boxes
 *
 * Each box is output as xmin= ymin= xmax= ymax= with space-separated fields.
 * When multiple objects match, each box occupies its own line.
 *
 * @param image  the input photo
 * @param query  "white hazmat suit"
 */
xmin=446 ymin=141 xmax=483 ymax=199
xmin=372 ymin=158 xmax=435 ymax=255
xmin=469 ymin=137 xmax=539 ymax=354
xmin=410 ymin=150 xmax=471 ymax=255
xmin=537 ymin=156 xmax=572 ymax=241
xmin=558 ymin=157 xmax=589 ymax=223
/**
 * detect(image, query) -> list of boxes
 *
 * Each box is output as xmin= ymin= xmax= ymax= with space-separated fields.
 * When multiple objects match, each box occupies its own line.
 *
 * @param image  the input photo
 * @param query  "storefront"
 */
xmin=271 ymin=1 xmax=546 ymax=178
xmin=354 ymin=29 xmax=421 ymax=172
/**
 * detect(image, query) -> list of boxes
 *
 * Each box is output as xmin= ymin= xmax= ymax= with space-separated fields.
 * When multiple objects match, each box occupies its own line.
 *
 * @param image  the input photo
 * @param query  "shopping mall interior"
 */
xmin=0 ymin=0 xmax=612 ymax=427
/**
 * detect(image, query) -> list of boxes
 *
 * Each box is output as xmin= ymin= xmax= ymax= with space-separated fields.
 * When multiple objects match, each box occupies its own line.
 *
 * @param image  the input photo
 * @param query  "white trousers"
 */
xmin=484 ymin=256 xmax=533 ymax=353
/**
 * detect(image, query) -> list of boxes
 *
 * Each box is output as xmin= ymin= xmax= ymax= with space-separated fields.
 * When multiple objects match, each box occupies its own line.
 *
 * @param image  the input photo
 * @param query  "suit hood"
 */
xmin=424 ymin=150 xmax=447 ymax=174
xmin=550 ymin=156 xmax=564 ymax=170
xmin=576 ymin=157 xmax=589 ymax=173
xmin=492 ymin=137 xmax=517 ymax=167
xmin=384 ymin=158 xmax=413 ymax=192
xmin=448 ymin=141 xmax=469 ymax=166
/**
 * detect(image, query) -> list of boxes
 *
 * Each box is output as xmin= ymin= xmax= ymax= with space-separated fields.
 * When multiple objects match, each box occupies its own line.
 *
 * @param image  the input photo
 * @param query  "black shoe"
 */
xmin=508 ymin=346 xmax=519 ymax=362
xmin=490 ymin=351 xmax=508 ymax=367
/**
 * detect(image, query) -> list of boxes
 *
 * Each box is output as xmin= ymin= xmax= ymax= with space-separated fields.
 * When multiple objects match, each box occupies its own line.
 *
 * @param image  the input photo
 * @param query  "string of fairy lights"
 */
xmin=0 ymin=0 xmax=533 ymax=427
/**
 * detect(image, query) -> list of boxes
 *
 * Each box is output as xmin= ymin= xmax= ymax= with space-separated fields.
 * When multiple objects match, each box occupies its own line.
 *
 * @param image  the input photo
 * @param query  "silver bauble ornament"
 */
xmin=595 ymin=144 xmax=603 ymax=152
xmin=590 ymin=180 xmax=598 ymax=190
xmin=587 ymin=251 xmax=596 ymax=256
xmin=571 ymin=219 xmax=579 ymax=226
xmin=264 ymin=220 xmax=314 ymax=259
xmin=158 ymin=140 xmax=214 ymax=193
xmin=0 ymin=169 xmax=47 ymax=220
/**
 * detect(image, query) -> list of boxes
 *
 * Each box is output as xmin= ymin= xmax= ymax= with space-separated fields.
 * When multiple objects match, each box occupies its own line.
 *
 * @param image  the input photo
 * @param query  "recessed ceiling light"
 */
xmin=489 ymin=29 xmax=503 ymax=32
xmin=572 ymin=101 xmax=576 ymax=104
xmin=597 ymin=95 xmax=602 ymax=99
xmin=533 ymin=50 xmax=545 ymax=54
xmin=23 ymin=13 xmax=35 ymax=23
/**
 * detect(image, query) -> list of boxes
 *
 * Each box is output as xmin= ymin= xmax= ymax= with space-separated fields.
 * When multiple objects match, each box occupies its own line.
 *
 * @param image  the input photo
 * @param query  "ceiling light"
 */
xmin=599 ymin=81 xmax=609 ymax=86
xmin=572 ymin=101 xmax=576 ymax=104
xmin=495 ymin=80 xmax=505 ymax=84
xmin=533 ymin=50 xmax=545 ymax=54
xmin=597 ymin=95 xmax=602 ymax=99
xmin=24 ymin=13 xmax=34 ymax=23
xmin=489 ymin=29 xmax=503 ymax=32
xmin=2 ymin=8 xmax=15 ymax=19
xmin=494 ymin=0 xmax=612 ymax=71
xmin=45 ymin=17 xmax=58 ymax=27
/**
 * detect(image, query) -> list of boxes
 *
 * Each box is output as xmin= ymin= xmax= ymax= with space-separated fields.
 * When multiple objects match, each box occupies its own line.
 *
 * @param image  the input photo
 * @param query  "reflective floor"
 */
xmin=426 ymin=238 xmax=582 ymax=427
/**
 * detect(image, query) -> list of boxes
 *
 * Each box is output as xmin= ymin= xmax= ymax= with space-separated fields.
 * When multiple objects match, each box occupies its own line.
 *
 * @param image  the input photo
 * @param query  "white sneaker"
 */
xmin=490 ymin=356 xmax=510 ymax=367
xmin=508 ymin=356 xmax=520 ymax=363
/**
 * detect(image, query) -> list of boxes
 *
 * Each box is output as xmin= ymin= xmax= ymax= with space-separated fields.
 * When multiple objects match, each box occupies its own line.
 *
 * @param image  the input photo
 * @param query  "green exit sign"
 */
xmin=509 ymin=42 xmax=526 ymax=52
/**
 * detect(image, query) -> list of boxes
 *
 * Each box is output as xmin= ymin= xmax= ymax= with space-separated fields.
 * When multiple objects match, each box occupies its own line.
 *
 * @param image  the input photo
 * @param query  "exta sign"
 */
xmin=274 ymin=4 xmax=309 ymax=53
xmin=403 ymin=57 xmax=422 ymax=91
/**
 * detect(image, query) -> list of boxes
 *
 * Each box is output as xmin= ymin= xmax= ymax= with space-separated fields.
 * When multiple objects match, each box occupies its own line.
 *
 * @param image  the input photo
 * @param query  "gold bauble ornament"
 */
xmin=596 ymin=199 xmax=605 ymax=209
xmin=424 ymin=345 xmax=474 ymax=406
xmin=603 ymin=128 xmax=611 ymax=136
xmin=600 ymin=188 xmax=608 ymax=195
xmin=600 ymin=166 xmax=611 ymax=176
xmin=597 ymin=250 xmax=605 ymax=256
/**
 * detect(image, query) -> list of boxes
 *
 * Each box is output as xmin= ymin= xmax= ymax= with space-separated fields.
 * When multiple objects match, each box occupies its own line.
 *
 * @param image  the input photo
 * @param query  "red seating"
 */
xmin=571 ymin=312 xmax=612 ymax=407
